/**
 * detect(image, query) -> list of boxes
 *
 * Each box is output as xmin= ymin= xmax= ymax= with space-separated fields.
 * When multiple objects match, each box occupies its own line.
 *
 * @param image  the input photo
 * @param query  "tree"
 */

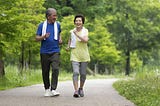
xmin=88 ymin=17 xmax=121 ymax=74
xmin=108 ymin=0 xmax=160 ymax=75
xmin=43 ymin=0 xmax=74 ymax=20
xmin=59 ymin=15 xmax=75 ymax=72
xmin=0 ymin=0 xmax=45 ymax=76
xmin=43 ymin=0 xmax=107 ymax=21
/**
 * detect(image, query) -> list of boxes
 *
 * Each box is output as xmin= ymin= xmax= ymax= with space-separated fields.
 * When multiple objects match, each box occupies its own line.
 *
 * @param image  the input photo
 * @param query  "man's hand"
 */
xmin=59 ymin=35 xmax=63 ymax=44
xmin=45 ymin=33 xmax=50 ymax=39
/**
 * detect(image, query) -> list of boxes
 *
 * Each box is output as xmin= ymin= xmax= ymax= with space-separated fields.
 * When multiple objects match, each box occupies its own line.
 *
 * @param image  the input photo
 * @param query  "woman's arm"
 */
xmin=66 ymin=37 xmax=71 ymax=51
xmin=73 ymin=30 xmax=89 ymax=43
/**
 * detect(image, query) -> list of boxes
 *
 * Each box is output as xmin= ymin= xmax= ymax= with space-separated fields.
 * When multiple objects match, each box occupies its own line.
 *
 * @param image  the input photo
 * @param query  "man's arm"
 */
xmin=35 ymin=33 xmax=50 ymax=41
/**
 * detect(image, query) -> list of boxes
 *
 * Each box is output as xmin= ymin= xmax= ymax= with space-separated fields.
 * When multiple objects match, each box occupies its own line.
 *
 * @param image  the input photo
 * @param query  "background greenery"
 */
xmin=113 ymin=68 xmax=160 ymax=106
xmin=0 ymin=65 xmax=114 ymax=90
xmin=1 ymin=0 xmax=160 ymax=76
xmin=0 ymin=0 xmax=160 ymax=106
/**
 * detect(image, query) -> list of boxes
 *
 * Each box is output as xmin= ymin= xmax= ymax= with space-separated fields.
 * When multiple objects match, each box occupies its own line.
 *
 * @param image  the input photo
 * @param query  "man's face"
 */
xmin=48 ymin=11 xmax=57 ymax=23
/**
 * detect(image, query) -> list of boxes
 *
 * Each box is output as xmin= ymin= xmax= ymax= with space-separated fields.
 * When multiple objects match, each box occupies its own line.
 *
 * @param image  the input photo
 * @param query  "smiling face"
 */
xmin=74 ymin=14 xmax=85 ymax=29
xmin=74 ymin=17 xmax=83 ymax=28
xmin=46 ymin=8 xmax=57 ymax=24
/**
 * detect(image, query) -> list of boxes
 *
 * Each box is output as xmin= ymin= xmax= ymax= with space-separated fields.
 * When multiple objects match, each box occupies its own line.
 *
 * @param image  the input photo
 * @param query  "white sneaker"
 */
xmin=51 ymin=90 xmax=60 ymax=96
xmin=44 ymin=89 xmax=52 ymax=97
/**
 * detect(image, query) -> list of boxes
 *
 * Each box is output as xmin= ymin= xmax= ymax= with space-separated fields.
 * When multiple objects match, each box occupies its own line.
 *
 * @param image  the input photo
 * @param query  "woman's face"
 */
xmin=74 ymin=17 xmax=83 ymax=28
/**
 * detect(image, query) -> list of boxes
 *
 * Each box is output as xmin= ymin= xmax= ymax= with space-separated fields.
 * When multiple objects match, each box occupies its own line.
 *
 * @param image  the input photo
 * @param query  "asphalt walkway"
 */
xmin=0 ymin=79 xmax=135 ymax=106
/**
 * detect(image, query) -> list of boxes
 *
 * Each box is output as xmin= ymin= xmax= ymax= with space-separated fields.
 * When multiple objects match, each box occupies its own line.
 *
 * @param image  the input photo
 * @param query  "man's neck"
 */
xmin=47 ymin=20 xmax=55 ymax=24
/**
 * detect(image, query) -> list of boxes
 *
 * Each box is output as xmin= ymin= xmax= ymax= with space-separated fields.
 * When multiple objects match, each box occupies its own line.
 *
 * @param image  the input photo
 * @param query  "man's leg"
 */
xmin=41 ymin=54 xmax=50 ymax=90
xmin=50 ymin=53 xmax=60 ymax=96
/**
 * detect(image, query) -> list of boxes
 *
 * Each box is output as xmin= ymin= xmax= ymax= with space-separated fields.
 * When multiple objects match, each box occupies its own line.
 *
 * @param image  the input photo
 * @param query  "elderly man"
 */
xmin=36 ymin=8 xmax=62 ymax=97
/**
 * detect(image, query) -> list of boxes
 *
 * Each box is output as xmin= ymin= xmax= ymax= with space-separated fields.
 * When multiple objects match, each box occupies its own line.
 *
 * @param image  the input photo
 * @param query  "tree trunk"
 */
xmin=0 ymin=60 xmax=5 ymax=77
xmin=87 ymin=67 xmax=94 ymax=75
xmin=105 ymin=66 xmax=109 ymax=74
xmin=21 ymin=41 xmax=24 ymax=70
xmin=94 ymin=63 xmax=98 ymax=75
xmin=125 ymin=13 xmax=130 ymax=76
xmin=28 ymin=45 xmax=31 ymax=69
xmin=19 ymin=41 xmax=25 ymax=74
xmin=125 ymin=49 xmax=130 ymax=75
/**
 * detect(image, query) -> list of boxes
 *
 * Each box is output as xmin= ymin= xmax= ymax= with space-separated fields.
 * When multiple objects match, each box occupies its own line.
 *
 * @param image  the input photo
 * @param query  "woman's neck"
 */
xmin=76 ymin=27 xmax=83 ymax=32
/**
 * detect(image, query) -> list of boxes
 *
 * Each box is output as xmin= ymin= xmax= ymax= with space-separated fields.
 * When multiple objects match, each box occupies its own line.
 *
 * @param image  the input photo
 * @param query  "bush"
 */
xmin=113 ymin=71 xmax=160 ymax=106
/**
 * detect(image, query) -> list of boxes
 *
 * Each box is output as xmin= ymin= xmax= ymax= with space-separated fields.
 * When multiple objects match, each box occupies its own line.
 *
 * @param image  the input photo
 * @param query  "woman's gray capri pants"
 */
xmin=72 ymin=61 xmax=88 ymax=82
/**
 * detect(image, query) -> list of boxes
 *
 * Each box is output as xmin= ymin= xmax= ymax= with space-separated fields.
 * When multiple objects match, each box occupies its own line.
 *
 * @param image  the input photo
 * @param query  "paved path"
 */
xmin=0 ymin=79 xmax=135 ymax=106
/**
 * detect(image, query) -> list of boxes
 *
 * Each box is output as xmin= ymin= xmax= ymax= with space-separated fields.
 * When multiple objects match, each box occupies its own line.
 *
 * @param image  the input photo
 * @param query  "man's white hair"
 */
xmin=45 ymin=8 xmax=57 ymax=18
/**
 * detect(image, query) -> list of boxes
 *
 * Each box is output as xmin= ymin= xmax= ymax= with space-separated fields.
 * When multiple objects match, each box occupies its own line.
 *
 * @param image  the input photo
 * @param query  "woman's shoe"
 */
xmin=73 ymin=91 xmax=79 ymax=98
xmin=78 ymin=88 xmax=84 ymax=97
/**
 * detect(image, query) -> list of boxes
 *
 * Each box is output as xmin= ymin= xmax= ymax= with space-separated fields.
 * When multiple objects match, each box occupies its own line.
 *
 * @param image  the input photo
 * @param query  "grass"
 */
xmin=0 ymin=65 xmax=120 ymax=90
xmin=0 ymin=68 xmax=42 ymax=90
xmin=113 ymin=70 xmax=160 ymax=106
xmin=0 ymin=66 xmax=74 ymax=90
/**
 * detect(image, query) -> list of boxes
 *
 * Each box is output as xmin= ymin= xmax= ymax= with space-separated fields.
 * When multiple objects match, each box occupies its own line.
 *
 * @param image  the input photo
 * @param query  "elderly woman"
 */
xmin=67 ymin=14 xmax=90 ymax=98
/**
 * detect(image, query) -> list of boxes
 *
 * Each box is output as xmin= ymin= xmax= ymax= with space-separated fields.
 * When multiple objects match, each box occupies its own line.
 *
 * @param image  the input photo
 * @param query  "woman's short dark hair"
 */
xmin=74 ymin=14 xmax=85 ymax=24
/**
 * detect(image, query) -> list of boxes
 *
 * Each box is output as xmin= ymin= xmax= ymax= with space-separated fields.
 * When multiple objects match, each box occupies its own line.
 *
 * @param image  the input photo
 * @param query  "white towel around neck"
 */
xmin=70 ymin=27 xmax=86 ymax=48
xmin=42 ymin=20 xmax=58 ymax=40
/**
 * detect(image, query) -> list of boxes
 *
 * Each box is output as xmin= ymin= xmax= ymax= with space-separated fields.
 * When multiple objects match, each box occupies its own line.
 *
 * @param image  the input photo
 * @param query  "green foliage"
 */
xmin=104 ymin=0 xmax=160 ymax=74
xmin=71 ymin=0 xmax=107 ymax=19
xmin=0 ymin=65 xmax=42 ymax=90
xmin=0 ymin=65 xmax=73 ymax=90
xmin=130 ymin=52 xmax=143 ymax=72
xmin=0 ymin=65 xmax=115 ymax=90
xmin=113 ymin=70 xmax=160 ymax=106
xmin=0 ymin=0 xmax=45 ymax=68
xmin=61 ymin=15 xmax=75 ymax=44
xmin=43 ymin=0 xmax=107 ymax=20
xmin=60 ymin=15 xmax=75 ymax=72
xmin=108 ymin=0 xmax=160 ymax=62
xmin=89 ymin=17 xmax=121 ymax=67
xmin=1 ymin=0 xmax=160 ymax=75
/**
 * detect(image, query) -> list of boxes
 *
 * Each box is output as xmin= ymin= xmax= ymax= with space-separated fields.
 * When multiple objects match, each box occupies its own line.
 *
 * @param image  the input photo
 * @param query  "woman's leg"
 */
xmin=72 ymin=61 xmax=80 ymax=97
xmin=79 ymin=62 xmax=88 ymax=97
xmin=79 ymin=62 xmax=87 ymax=88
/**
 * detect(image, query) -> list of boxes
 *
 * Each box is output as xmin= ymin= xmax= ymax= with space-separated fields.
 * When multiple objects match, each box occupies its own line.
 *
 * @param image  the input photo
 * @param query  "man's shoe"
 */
xmin=73 ymin=91 xmax=79 ymax=98
xmin=78 ymin=88 xmax=84 ymax=97
xmin=44 ymin=89 xmax=52 ymax=97
xmin=51 ymin=90 xmax=60 ymax=96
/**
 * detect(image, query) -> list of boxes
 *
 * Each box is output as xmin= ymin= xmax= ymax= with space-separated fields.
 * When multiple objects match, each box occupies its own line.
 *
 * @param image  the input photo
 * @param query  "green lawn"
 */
xmin=0 ymin=66 xmax=117 ymax=90
xmin=113 ymin=71 xmax=160 ymax=106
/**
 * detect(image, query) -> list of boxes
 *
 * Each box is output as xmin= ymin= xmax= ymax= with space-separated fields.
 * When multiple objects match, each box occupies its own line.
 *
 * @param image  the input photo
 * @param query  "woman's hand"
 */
xmin=65 ymin=47 xmax=70 ymax=51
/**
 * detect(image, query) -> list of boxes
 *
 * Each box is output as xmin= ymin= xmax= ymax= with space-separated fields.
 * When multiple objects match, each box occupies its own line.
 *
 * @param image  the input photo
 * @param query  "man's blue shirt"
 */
xmin=36 ymin=22 xmax=61 ymax=54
